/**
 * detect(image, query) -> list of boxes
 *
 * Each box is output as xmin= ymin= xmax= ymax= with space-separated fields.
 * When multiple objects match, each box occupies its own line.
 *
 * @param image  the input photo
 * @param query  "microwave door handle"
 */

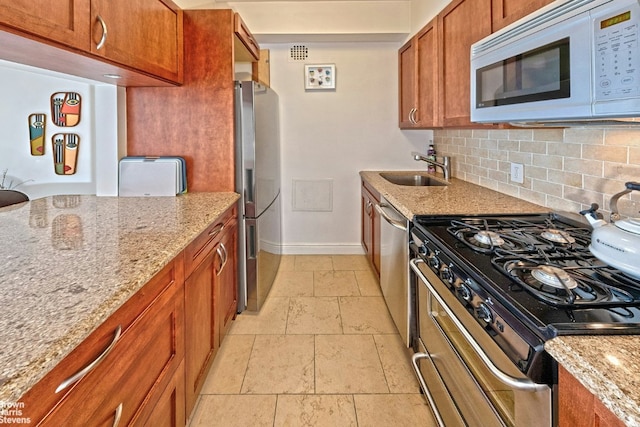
xmin=410 ymin=259 xmax=549 ymax=393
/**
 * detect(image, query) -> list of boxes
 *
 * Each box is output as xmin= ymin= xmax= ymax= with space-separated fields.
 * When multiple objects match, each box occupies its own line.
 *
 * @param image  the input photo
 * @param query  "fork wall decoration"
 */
xmin=28 ymin=113 xmax=46 ymax=156
xmin=52 ymin=133 xmax=80 ymax=175
xmin=50 ymin=92 xmax=81 ymax=127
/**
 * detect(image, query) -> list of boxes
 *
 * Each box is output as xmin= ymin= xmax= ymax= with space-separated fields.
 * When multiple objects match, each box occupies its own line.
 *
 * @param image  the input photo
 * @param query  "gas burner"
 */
xmin=473 ymin=231 xmax=505 ymax=247
xmin=531 ymin=265 xmax=578 ymax=290
xmin=540 ymin=228 xmax=576 ymax=245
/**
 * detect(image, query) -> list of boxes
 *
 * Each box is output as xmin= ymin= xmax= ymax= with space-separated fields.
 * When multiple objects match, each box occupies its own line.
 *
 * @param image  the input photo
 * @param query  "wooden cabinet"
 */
xmin=234 ymin=13 xmax=260 ymax=62
xmin=400 ymin=0 xmax=552 ymax=129
xmin=184 ymin=204 xmax=237 ymax=416
xmin=127 ymin=9 xmax=260 ymax=191
xmin=217 ymin=217 xmax=238 ymax=343
xmin=491 ymin=0 xmax=553 ymax=32
xmin=558 ymin=365 xmax=625 ymax=427
xmin=438 ymin=0 xmax=493 ymax=128
xmin=90 ymin=0 xmax=183 ymax=83
xmin=361 ymin=180 xmax=381 ymax=276
xmin=0 ymin=0 xmax=90 ymax=50
xmin=0 ymin=0 xmax=182 ymax=86
xmin=20 ymin=257 xmax=185 ymax=425
xmin=399 ymin=18 xmax=439 ymax=129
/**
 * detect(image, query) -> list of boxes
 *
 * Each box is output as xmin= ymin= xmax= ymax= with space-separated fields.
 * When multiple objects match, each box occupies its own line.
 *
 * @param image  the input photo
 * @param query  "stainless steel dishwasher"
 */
xmin=375 ymin=197 xmax=410 ymax=346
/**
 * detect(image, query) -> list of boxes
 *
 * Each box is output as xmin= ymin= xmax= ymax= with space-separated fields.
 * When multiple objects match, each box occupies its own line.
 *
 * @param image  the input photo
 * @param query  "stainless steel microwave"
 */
xmin=470 ymin=0 xmax=640 ymax=126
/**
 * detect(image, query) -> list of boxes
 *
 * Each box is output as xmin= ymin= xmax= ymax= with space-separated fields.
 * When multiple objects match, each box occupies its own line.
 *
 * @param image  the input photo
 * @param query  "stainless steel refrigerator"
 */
xmin=235 ymin=81 xmax=282 ymax=312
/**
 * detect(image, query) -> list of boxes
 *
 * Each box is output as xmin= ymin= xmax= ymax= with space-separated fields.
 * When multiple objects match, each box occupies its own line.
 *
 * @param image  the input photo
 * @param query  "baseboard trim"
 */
xmin=281 ymin=244 xmax=365 ymax=255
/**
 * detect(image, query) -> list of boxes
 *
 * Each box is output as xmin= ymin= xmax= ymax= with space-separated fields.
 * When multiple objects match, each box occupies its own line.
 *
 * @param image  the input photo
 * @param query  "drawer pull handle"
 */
xmin=112 ymin=403 xmax=123 ymax=427
xmin=96 ymin=15 xmax=108 ymax=50
xmin=55 ymin=325 xmax=122 ymax=393
xmin=208 ymin=223 xmax=225 ymax=239
xmin=215 ymin=243 xmax=228 ymax=276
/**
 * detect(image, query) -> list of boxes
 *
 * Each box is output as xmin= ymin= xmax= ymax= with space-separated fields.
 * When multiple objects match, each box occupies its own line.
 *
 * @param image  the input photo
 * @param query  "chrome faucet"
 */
xmin=412 ymin=151 xmax=451 ymax=181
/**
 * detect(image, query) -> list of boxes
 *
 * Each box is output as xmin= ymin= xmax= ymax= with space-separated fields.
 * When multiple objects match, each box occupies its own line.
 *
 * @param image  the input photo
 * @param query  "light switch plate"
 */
xmin=510 ymin=162 xmax=524 ymax=184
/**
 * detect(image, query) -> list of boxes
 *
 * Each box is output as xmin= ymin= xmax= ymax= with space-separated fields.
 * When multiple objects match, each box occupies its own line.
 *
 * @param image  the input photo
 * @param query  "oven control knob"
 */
xmin=440 ymin=265 xmax=451 ymax=282
xmin=457 ymin=284 xmax=471 ymax=301
xmin=429 ymin=255 xmax=440 ymax=270
xmin=476 ymin=303 xmax=493 ymax=324
xmin=418 ymin=244 xmax=429 ymax=257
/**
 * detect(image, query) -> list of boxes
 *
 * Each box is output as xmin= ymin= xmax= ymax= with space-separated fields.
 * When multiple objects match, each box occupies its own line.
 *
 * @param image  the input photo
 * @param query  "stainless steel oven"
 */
xmin=410 ymin=258 xmax=551 ymax=427
xmin=408 ymin=212 xmax=640 ymax=427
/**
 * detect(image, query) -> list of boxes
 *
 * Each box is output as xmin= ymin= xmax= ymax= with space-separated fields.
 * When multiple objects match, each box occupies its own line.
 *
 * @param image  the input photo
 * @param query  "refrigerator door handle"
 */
xmin=246 ymin=219 xmax=257 ymax=259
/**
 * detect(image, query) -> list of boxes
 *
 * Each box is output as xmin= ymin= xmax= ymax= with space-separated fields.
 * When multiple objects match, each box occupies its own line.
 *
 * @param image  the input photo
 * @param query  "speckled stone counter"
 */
xmin=546 ymin=336 xmax=640 ymax=426
xmin=360 ymin=170 xmax=549 ymax=218
xmin=0 ymin=192 xmax=239 ymax=403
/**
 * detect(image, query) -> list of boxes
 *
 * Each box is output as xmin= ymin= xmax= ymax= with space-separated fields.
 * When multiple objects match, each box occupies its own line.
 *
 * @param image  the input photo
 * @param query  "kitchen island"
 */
xmin=361 ymin=170 xmax=640 ymax=427
xmin=0 ymin=193 xmax=239 ymax=406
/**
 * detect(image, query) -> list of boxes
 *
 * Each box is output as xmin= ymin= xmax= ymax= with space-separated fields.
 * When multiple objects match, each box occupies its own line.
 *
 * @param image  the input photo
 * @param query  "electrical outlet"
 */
xmin=510 ymin=163 xmax=524 ymax=184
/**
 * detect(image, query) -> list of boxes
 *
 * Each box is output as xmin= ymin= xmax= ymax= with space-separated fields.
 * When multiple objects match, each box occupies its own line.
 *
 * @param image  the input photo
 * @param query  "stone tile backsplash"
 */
xmin=433 ymin=128 xmax=640 ymax=218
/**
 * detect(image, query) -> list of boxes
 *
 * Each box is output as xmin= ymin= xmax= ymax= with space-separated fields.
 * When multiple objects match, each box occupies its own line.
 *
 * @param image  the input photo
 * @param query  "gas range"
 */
xmin=411 ymin=212 xmax=640 ymax=342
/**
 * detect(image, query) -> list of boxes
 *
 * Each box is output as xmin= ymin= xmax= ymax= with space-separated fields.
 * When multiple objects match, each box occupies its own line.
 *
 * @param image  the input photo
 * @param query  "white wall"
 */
xmin=0 ymin=60 xmax=121 ymax=199
xmin=409 ymin=0 xmax=450 ymax=35
xmin=265 ymin=42 xmax=432 ymax=254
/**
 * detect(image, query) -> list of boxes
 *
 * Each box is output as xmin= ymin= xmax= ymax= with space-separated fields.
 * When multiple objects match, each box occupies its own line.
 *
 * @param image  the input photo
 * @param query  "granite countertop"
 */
xmin=0 ymin=192 xmax=239 ymax=403
xmin=361 ymin=170 xmax=640 ymax=426
xmin=546 ymin=336 xmax=640 ymax=426
xmin=360 ymin=170 xmax=549 ymax=218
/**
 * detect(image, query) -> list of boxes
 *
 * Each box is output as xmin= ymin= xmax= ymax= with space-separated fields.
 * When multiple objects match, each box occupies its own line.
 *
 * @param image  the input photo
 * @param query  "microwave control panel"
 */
xmin=593 ymin=1 xmax=640 ymax=101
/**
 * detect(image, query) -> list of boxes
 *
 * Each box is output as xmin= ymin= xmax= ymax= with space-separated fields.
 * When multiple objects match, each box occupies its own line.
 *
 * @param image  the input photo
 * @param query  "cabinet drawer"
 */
xmin=39 ymin=269 xmax=184 ymax=426
xmin=184 ymin=204 xmax=237 ymax=276
xmin=233 ymin=13 xmax=260 ymax=62
xmin=20 ymin=257 xmax=184 ymax=423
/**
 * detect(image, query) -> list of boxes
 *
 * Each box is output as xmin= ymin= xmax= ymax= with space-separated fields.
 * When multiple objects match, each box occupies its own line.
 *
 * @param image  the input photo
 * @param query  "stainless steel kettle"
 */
xmin=581 ymin=182 xmax=640 ymax=279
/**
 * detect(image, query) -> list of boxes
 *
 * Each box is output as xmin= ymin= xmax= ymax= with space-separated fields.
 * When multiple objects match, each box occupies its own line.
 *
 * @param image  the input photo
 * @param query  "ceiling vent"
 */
xmin=288 ymin=45 xmax=309 ymax=62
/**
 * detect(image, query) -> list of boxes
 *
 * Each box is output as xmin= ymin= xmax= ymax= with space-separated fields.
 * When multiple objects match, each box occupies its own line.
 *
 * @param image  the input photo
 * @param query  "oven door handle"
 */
xmin=410 ymin=352 xmax=447 ymax=427
xmin=410 ymin=258 xmax=549 ymax=393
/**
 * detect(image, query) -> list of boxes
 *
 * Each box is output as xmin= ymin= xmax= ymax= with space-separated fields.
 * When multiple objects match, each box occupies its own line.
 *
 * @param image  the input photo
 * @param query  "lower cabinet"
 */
xmin=20 ymin=257 xmax=185 ymax=426
xmin=361 ymin=180 xmax=380 ymax=276
xmin=19 ymin=206 xmax=239 ymax=426
xmin=184 ymin=204 xmax=237 ymax=417
xmin=558 ymin=365 xmax=625 ymax=427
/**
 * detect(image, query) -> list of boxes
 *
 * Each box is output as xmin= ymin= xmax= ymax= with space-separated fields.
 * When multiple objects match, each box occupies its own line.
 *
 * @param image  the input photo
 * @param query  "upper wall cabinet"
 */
xmin=0 ymin=0 xmax=183 ymax=86
xmin=491 ymin=0 xmax=554 ymax=32
xmin=234 ymin=13 xmax=260 ymax=62
xmin=399 ymin=18 xmax=439 ymax=129
xmin=91 ymin=0 xmax=184 ymax=83
xmin=438 ymin=0 xmax=493 ymax=127
xmin=0 ymin=0 xmax=91 ymax=50
xmin=399 ymin=0 xmax=553 ymax=128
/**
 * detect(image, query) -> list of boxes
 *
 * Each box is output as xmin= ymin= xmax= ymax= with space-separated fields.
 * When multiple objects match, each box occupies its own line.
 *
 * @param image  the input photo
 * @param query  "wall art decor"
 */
xmin=28 ymin=113 xmax=46 ymax=156
xmin=52 ymin=133 xmax=80 ymax=175
xmin=51 ymin=92 xmax=81 ymax=127
xmin=305 ymin=64 xmax=336 ymax=90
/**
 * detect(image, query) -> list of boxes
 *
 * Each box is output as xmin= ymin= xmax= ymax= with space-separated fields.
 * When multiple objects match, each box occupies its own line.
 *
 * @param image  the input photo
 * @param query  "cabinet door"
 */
xmin=415 ymin=18 xmax=439 ymax=128
xmin=91 ymin=0 xmax=183 ymax=83
xmin=492 ymin=0 xmax=553 ymax=32
xmin=217 ymin=220 xmax=238 ymax=344
xmin=558 ymin=365 xmax=626 ymax=427
xmin=137 ymin=361 xmax=186 ymax=427
xmin=361 ymin=184 xmax=374 ymax=258
xmin=185 ymin=250 xmax=218 ymax=416
xmin=361 ymin=181 xmax=381 ymax=276
xmin=438 ymin=0 xmax=493 ymax=127
xmin=0 ymin=0 xmax=90 ymax=50
xmin=39 ymin=270 xmax=184 ymax=426
xmin=398 ymin=39 xmax=416 ymax=128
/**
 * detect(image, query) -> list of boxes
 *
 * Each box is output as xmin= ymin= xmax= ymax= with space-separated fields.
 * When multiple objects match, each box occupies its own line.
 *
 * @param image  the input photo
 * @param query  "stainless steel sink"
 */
xmin=380 ymin=173 xmax=448 ymax=187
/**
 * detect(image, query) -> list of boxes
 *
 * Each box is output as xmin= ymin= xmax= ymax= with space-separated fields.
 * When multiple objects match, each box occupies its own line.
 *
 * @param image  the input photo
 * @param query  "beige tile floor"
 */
xmin=188 ymin=255 xmax=437 ymax=427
